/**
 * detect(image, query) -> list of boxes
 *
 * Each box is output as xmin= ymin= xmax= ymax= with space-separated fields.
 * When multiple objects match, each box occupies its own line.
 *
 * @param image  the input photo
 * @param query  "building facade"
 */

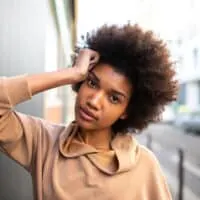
xmin=0 ymin=0 xmax=77 ymax=199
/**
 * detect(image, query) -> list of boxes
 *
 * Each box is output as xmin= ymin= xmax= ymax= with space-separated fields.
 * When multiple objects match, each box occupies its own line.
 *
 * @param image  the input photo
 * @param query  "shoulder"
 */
xmin=16 ymin=112 xmax=69 ymax=139
xmin=135 ymin=143 xmax=172 ymax=199
xmin=137 ymin=143 xmax=163 ymax=173
xmin=136 ymin=142 xmax=169 ymax=190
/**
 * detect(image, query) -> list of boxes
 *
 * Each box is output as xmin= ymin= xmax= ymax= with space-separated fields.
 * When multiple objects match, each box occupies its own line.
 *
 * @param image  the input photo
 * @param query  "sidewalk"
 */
xmin=136 ymin=132 xmax=200 ymax=200
xmin=162 ymin=165 xmax=199 ymax=200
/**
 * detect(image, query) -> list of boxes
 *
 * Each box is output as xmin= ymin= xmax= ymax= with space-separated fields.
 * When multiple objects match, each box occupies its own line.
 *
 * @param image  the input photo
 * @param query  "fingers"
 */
xmin=90 ymin=53 xmax=100 ymax=64
xmin=89 ymin=50 xmax=100 ymax=65
xmin=89 ymin=53 xmax=99 ymax=71
xmin=88 ymin=63 xmax=96 ymax=71
xmin=72 ymin=48 xmax=100 ymax=73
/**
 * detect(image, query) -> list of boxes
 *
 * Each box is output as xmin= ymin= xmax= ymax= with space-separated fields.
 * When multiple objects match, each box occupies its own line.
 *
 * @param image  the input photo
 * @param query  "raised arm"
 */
xmin=0 ymin=49 xmax=99 ymax=171
xmin=27 ymin=49 xmax=99 ymax=95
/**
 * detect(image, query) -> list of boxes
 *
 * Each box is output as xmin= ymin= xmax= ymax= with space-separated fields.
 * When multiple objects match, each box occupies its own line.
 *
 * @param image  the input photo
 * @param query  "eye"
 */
xmin=109 ymin=95 xmax=120 ymax=104
xmin=87 ymin=78 xmax=97 ymax=89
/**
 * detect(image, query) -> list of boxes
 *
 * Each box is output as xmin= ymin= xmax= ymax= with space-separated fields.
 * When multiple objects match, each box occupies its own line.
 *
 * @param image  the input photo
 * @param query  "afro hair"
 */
xmin=72 ymin=24 xmax=178 ymax=134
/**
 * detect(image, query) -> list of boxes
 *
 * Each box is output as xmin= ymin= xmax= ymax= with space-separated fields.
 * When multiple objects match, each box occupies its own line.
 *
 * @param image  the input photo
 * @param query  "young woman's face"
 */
xmin=75 ymin=63 xmax=132 ymax=131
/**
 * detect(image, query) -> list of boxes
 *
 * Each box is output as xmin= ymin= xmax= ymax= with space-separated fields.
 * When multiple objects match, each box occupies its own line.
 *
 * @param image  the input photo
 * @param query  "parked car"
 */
xmin=183 ymin=111 xmax=200 ymax=134
xmin=174 ymin=111 xmax=200 ymax=135
xmin=173 ymin=113 xmax=189 ymax=128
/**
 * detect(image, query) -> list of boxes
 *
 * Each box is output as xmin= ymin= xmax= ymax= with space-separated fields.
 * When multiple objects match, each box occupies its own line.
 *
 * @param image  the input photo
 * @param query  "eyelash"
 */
xmin=87 ymin=78 xmax=97 ymax=89
xmin=109 ymin=95 xmax=120 ymax=104
xmin=86 ymin=77 xmax=121 ymax=104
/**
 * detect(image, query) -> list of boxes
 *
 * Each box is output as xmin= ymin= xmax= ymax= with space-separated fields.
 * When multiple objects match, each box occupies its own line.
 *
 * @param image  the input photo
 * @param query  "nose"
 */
xmin=87 ymin=91 xmax=103 ymax=110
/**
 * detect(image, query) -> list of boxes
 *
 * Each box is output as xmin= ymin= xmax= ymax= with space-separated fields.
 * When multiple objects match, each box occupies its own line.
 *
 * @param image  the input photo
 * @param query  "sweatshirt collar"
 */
xmin=59 ymin=122 xmax=140 ymax=175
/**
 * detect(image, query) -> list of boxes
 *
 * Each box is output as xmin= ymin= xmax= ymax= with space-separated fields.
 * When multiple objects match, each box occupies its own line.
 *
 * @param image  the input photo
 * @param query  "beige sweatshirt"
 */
xmin=0 ymin=75 xmax=172 ymax=200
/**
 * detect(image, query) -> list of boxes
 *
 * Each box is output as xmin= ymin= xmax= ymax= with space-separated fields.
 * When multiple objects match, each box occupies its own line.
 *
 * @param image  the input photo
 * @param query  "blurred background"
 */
xmin=0 ymin=0 xmax=199 ymax=199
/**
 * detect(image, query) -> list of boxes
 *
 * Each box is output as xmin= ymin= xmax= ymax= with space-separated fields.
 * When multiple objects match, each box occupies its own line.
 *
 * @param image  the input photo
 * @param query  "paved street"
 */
xmin=136 ymin=123 xmax=200 ymax=200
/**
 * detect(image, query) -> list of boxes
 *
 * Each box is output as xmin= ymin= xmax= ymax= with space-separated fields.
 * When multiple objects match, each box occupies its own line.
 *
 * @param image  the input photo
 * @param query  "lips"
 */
xmin=79 ymin=106 xmax=97 ymax=121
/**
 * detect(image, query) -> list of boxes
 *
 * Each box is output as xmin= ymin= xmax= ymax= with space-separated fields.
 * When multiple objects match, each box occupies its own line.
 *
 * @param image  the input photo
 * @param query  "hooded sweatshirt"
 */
xmin=0 ymin=75 xmax=172 ymax=200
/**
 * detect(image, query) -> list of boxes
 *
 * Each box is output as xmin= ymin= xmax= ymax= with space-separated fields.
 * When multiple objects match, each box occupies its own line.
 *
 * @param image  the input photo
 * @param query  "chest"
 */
xmin=42 ymin=155 xmax=139 ymax=200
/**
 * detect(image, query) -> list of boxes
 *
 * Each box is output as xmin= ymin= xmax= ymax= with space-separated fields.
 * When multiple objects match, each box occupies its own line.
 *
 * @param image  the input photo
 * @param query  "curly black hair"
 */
xmin=72 ymin=24 xmax=178 ymax=134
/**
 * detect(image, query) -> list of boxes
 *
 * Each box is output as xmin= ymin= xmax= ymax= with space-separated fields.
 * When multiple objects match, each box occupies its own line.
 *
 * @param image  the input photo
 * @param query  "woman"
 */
xmin=0 ymin=24 xmax=178 ymax=200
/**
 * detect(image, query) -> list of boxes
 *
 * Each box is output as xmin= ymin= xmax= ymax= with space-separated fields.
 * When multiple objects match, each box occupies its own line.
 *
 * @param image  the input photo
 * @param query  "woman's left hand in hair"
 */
xmin=72 ymin=48 xmax=100 ymax=81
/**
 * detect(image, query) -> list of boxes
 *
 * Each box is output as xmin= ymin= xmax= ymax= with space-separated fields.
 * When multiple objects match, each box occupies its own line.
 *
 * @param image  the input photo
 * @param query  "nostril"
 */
xmin=86 ymin=100 xmax=98 ymax=110
xmin=87 ymin=96 xmax=102 ymax=110
xmin=87 ymin=92 xmax=103 ymax=110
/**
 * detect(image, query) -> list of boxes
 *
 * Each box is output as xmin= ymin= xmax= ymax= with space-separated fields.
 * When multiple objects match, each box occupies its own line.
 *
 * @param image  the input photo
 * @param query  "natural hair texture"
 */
xmin=72 ymin=24 xmax=178 ymax=134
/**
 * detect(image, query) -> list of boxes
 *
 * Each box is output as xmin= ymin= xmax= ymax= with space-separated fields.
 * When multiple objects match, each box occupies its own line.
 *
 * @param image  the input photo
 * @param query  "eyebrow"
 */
xmin=89 ymin=71 xmax=128 ymax=99
xmin=89 ymin=71 xmax=100 ymax=82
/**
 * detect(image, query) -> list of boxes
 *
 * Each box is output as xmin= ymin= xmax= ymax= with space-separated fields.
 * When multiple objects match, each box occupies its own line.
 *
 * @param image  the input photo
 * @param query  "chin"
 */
xmin=76 ymin=120 xmax=97 ymax=131
xmin=75 ymin=107 xmax=96 ymax=130
xmin=75 ymin=115 xmax=95 ymax=129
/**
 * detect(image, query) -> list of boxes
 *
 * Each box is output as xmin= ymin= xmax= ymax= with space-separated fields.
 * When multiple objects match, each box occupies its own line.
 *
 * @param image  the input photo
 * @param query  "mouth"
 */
xmin=79 ymin=106 xmax=97 ymax=122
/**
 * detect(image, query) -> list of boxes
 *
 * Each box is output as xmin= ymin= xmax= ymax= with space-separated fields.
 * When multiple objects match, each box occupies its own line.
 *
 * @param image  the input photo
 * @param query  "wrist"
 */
xmin=70 ymin=66 xmax=86 ymax=82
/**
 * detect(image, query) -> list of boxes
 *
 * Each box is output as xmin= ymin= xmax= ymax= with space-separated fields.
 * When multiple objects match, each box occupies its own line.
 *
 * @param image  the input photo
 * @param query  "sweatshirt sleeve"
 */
xmin=138 ymin=146 xmax=172 ymax=200
xmin=149 ymin=160 xmax=172 ymax=200
xmin=0 ymin=75 xmax=45 ymax=172
xmin=146 ymin=149 xmax=172 ymax=200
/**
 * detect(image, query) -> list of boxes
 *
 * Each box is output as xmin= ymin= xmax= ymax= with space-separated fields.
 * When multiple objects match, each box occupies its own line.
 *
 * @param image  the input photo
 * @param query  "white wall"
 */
xmin=0 ymin=0 xmax=47 ymax=199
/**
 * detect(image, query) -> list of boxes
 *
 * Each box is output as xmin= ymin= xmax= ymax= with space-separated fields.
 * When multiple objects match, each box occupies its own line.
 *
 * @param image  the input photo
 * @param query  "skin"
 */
xmin=27 ymin=49 xmax=99 ymax=95
xmin=75 ymin=63 xmax=133 ymax=149
xmin=26 ymin=49 xmax=131 ymax=149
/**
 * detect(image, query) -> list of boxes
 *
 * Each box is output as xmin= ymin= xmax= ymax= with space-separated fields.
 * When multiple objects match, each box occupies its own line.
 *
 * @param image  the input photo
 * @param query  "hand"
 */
xmin=73 ymin=48 xmax=100 ymax=81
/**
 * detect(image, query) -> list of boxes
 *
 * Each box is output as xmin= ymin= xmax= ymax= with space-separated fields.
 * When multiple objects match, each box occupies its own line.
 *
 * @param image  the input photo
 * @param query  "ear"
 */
xmin=119 ymin=112 xmax=128 ymax=120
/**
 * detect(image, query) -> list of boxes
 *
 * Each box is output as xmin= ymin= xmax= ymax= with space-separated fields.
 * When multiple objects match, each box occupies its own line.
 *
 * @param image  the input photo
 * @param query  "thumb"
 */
xmin=90 ymin=52 xmax=100 ymax=65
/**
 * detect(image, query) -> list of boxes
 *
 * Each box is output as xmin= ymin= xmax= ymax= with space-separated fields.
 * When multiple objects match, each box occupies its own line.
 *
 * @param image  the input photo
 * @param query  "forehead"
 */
xmin=91 ymin=63 xmax=132 ymax=95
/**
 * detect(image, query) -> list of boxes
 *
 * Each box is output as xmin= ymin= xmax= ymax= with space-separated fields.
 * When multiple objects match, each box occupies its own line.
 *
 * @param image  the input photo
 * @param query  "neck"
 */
xmin=79 ymin=127 xmax=113 ymax=150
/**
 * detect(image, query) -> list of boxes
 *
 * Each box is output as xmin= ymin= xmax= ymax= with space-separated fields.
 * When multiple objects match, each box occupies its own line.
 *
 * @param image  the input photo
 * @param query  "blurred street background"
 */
xmin=0 ymin=0 xmax=200 ymax=199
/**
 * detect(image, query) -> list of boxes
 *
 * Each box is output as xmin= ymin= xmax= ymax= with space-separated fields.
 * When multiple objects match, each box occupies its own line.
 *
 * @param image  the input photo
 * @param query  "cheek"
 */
xmin=106 ymin=99 xmax=130 ymax=120
xmin=102 ymin=105 xmax=126 ymax=122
